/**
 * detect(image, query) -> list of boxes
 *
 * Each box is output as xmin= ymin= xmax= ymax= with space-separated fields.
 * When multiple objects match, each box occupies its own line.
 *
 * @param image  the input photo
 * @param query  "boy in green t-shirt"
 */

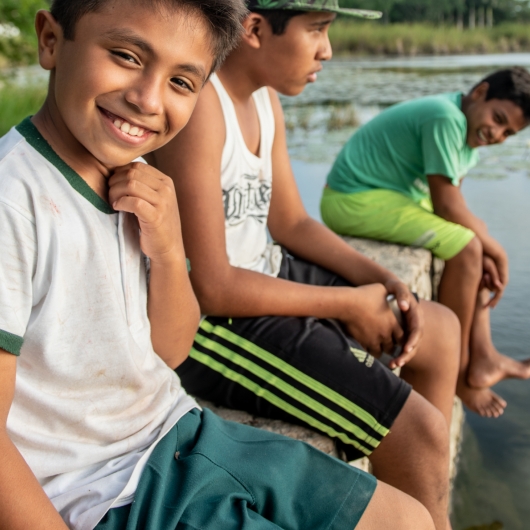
xmin=322 ymin=68 xmax=530 ymax=418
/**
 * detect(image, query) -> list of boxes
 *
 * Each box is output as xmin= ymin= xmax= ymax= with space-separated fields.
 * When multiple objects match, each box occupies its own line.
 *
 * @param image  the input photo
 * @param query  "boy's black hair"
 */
xmin=251 ymin=9 xmax=306 ymax=35
xmin=50 ymin=0 xmax=247 ymax=72
xmin=474 ymin=67 xmax=530 ymax=121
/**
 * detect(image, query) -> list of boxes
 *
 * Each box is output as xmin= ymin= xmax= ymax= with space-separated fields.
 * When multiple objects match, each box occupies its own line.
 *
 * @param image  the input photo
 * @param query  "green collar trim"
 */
xmin=0 ymin=329 xmax=23 ymax=356
xmin=15 ymin=117 xmax=115 ymax=214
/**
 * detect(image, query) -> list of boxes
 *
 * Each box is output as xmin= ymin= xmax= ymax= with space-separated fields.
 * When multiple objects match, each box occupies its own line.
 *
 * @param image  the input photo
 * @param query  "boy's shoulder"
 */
xmin=0 ymin=122 xmax=44 ymax=219
xmin=397 ymin=92 xmax=464 ymax=122
xmin=0 ymin=123 xmax=25 ymax=160
xmin=0 ymin=119 xmax=53 ymax=181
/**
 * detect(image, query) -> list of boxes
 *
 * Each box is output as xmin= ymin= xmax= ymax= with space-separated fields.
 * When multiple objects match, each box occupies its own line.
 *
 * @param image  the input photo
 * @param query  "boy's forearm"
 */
xmin=148 ymin=252 xmax=201 ymax=369
xmin=196 ymin=262 xmax=374 ymax=322
xmin=271 ymin=216 xmax=399 ymax=287
xmin=0 ymin=431 xmax=68 ymax=530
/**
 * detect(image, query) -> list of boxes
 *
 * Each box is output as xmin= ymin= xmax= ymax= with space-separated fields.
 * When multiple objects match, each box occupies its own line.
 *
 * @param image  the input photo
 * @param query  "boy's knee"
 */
xmin=426 ymin=301 xmax=461 ymax=367
xmin=420 ymin=405 xmax=449 ymax=458
xmin=423 ymin=300 xmax=461 ymax=340
xmin=416 ymin=403 xmax=449 ymax=459
xmin=403 ymin=393 xmax=450 ymax=460
xmin=453 ymin=236 xmax=482 ymax=272
xmin=357 ymin=480 xmax=435 ymax=530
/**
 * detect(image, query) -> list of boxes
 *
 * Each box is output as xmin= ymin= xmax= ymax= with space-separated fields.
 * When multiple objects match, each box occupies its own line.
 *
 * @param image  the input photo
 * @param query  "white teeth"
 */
xmin=112 ymin=115 xmax=146 ymax=137
xmin=478 ymin=130 xmax=486 ymax=142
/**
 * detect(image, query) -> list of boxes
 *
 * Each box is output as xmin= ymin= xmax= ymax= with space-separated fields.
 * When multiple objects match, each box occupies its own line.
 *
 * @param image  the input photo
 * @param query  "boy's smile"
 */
xmin=463 ymin=82 xmax=528 ymax=148
xmin=33 ymin=0 xmax=213 ymax=191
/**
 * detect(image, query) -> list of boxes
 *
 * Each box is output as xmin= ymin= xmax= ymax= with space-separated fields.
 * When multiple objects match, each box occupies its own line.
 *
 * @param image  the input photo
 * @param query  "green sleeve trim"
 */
xmin=15 ymin=117 xmax=115 ymax=215
xmin=0 ymin=329 xmax=23 ymax=356
xmin=186 ymin=258 xmax=191 ymax=272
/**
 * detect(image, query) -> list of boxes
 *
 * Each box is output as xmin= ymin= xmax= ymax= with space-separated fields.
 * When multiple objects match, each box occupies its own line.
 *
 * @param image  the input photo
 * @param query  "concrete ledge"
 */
xmin=197 ymin=400 xmax=340 ymax=457
xmin=199 ymin=237 xmax=462 ymax=480
xmin=342 ymin=236 xmax=444 ymax=301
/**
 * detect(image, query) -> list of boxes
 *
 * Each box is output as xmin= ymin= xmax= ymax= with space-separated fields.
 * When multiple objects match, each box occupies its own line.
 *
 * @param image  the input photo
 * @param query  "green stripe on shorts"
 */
xmin=194 ymin=335 xmax=379 ymax=449
xmin=190 ymin=348 xmax=373 ymax=455
xmin=320 ymin=187 xmax=475 ymax=260
xmin=200 ymin=319 xmax=388 ymax=438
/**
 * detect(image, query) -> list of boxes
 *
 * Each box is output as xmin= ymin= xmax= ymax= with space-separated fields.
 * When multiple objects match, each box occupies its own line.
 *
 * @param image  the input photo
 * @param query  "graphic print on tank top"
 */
xmin=223 ymin=172 xmax=271 ymax=226
xmin=211 ymin=74 xmax=282 ymax=277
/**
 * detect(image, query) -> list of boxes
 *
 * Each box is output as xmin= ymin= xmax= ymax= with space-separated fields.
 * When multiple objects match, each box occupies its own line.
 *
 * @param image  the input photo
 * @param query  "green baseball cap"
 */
xmin=247 ymin=0 xmax=382 ymax=19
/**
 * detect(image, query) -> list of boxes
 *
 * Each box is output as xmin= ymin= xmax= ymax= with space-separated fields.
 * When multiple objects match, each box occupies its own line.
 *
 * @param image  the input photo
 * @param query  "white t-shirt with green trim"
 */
xmin=0 ymin=118 xmax=197 ymax=529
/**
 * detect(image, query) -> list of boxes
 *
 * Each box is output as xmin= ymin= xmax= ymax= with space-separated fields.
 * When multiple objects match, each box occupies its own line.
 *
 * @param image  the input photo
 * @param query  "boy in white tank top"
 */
xmin=151 ymin=2 xmax=460 ymax=529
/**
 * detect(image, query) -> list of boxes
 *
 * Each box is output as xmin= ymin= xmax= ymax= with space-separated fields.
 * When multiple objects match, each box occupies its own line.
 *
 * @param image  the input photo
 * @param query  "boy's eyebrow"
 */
xmin=179 ymin=63 xmax=207 ymax=83
xmin=102 ymin=28 xmax=154 ymax=54
xmin=102 ymin=28 xmax=207 ymax=82
xmin=309 ymin=16 xmax=336 ymax=27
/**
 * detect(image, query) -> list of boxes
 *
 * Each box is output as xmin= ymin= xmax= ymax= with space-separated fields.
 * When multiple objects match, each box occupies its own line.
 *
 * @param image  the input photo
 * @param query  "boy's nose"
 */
xmin=492 ymin=126 xmax=507 ymax=144
xmin=318 ymin=34 xmax=333 ymax=62
xmin=124 ymin=79 xmax=164 ymax=116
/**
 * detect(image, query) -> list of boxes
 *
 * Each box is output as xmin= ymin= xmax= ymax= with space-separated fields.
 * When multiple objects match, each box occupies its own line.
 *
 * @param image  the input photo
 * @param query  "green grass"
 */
xmin=329 ymin=21 xmax=530 ymax=56
xmin=0 ymin=82 xmax=46 ymax=136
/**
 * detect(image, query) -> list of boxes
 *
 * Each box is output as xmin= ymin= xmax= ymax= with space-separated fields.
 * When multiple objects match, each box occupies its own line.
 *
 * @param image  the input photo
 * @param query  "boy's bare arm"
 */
xmin=151 ymin=83 xmax=421 ymax=361
xmin=0 ymin=350 xmax=69 ymax=529
xmin=109 ymin=164 xmax=200 ymax=369
xmin=266 ymin=90 xmax=405 ymax=287
xmin=428 ymin=174 xmax=508 ymax=291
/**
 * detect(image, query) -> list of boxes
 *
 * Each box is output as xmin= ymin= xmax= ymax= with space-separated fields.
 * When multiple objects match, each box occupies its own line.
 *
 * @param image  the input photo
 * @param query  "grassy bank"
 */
xmin=329 ymin=21 xmax=530 ymax=56
xmin=0 ymin=82 xmax=46 ymax=136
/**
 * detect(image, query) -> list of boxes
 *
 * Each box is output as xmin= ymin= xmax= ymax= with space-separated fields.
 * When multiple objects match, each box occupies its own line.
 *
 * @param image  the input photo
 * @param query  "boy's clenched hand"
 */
xmin=339 ymin=282 xmax=423 ymax=368
xmin=482 ymin=253 xmax=508 ymax=308
xmin=384 ymin=279 xmax=424 ymax=368
xmin=109 ymin=162 xmax=182 ymax=263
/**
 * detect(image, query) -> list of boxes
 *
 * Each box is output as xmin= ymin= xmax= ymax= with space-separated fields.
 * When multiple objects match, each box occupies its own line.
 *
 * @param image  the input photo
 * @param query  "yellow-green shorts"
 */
xmin=320 ymin=187 xmax=475 ymax=261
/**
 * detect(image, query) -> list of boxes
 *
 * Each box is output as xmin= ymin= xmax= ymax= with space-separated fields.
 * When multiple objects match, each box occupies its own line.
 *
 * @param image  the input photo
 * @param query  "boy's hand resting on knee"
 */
xmin=341 ymin=282 xmax=423 ymax=368
xmin=384 ymin=279 xmax=424 ymax=368
xmin=109 ymin=162 xmax=182 ymax=264
xmin=482 ymin=254 xmax=508 ymax=308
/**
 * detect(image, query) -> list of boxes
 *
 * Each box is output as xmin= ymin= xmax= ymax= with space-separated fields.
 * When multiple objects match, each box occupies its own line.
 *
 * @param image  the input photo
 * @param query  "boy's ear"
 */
xmin=35 ymin=10 xmax=64 ymax=71
xmin=241 ymin=13 xmax=268 ymax=50
xmin=469 ymin=81 xmax=489 ymax=102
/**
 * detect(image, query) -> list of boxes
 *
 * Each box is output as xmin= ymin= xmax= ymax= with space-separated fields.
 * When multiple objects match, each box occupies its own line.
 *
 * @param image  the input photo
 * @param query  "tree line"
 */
xmin=342 ymin=0 xmax=530 ymax=26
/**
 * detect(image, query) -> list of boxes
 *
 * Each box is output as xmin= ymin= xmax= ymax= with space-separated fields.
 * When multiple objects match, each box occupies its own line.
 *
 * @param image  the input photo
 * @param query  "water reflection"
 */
xmin=285 ymin=53 xmax=530 ymax=530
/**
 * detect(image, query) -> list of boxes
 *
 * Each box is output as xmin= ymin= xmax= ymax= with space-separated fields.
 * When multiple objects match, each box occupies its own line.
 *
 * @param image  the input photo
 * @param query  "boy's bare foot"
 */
xmin=457 ymin=381 xmax=507 ymax=418
xmin=467 ymin=346 xmax=530 ymax=389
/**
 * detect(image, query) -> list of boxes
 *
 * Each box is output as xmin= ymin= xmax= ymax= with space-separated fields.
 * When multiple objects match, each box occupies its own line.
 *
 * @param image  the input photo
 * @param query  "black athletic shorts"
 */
xmin=177 ymin=248 xmax=412 ymax=461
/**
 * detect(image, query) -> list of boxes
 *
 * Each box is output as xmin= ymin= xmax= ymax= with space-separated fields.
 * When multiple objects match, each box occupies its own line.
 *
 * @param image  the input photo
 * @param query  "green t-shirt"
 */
xmin=326 ymin=92 xmax=479 ymax=203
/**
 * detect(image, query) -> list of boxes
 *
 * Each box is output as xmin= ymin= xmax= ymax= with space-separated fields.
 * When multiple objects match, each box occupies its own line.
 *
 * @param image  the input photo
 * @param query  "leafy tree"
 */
xmin=0 ymin=0 xmax=49 ymax=65
xmin=0 ymin=0 xmax=49 ymax=36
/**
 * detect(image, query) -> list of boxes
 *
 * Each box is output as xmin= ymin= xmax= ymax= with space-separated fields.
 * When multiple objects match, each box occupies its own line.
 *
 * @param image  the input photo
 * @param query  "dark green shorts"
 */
xmin=96 ymin=408 xmax=376 ymax=530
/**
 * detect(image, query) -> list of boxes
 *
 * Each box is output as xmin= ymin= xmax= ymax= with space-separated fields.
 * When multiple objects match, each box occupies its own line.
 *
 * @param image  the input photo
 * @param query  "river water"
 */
xmin=282 ymin=53 xmax=530 ymax=530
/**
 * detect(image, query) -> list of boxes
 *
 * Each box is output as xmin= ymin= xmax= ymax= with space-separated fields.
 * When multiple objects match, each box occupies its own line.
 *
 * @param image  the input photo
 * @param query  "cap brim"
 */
xmin=283 ymin=5 xmax=382 ymax=18
xmin=331 ymin=7 xmax=382 ymax=18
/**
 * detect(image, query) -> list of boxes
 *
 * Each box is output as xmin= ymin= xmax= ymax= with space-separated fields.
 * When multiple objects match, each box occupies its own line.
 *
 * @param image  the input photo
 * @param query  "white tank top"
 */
xmin=211 ymin=73 xmax=282 ymax=277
